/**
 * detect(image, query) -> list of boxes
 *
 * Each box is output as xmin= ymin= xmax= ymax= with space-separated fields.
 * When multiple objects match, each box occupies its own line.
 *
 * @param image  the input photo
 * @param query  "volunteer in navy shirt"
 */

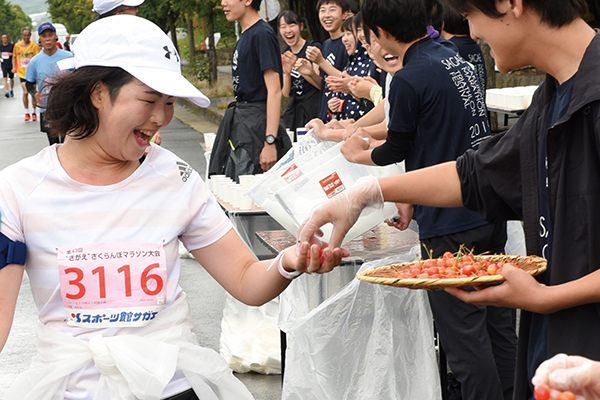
xmin=232 ymin=19 xmax=282 ymax=103
xmin=317 ymin=36 xmax=348 ymax=122
xmin=449 ymin=36 xmax=487 ymax=98
xmin=372 ymin=37 xmax=489 ymax=239
xmin=281 ymin=39 xmax=322 ymax=129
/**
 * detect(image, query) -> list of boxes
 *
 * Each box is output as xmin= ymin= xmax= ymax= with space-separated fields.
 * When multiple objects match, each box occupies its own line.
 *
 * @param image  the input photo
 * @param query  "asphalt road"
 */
xmin=0 ymin=82 xmax=282 ymax=399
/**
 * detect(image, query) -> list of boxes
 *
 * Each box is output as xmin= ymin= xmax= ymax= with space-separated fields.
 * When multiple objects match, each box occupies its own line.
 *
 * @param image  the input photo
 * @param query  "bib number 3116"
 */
xmin=58 ymin=242 xmax=168 ymax=328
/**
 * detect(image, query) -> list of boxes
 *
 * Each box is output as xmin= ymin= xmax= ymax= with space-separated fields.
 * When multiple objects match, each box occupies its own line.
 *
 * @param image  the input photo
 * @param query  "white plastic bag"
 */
xmin=219 ymin=294 xmax=281 ymax=374
xmin=280 ymin=249 xmax=442 ymax=400
xmin=248 ymin=131 xmax=402 ymax=243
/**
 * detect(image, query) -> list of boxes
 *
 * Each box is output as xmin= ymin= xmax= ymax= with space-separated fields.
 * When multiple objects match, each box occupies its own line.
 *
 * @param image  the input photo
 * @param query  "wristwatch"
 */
xmin=265 ymin=134 xmax=276 ymax=145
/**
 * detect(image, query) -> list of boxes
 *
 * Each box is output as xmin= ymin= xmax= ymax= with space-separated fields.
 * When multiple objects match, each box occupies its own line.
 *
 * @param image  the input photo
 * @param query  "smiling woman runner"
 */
xmin=0 ymin=15 xmax=347 ymax=400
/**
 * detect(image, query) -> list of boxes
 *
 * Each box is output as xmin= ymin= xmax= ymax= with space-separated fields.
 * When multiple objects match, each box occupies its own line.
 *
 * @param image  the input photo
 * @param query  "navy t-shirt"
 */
xmin=0 ymin=42 xmax=14 ymax=67
xmin=373 ymin=37 xmax=490 ymax=239
xmin=449 ymin=35 xmax=487 ymax=93
xmin=317 ymin=36 xmax=348 ymax=121
xmin=283 ymin=40 xmax=321 ymax=99
xmin=527 ymin=75 xmax=576 ymax=392
xmin=231 ymin=19 xmax=282 ymax=103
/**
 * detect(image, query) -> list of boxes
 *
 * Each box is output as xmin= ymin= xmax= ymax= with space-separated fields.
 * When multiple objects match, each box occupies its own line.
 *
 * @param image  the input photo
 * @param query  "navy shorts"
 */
xmin=1 ymin=61 xmax=13 ymax=79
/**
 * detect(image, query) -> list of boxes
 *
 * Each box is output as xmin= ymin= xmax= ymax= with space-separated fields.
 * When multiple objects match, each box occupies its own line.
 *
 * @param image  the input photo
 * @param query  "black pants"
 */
xmin=422 ymin=221 xmax=517 ymax=400
xmin=163 ymin=388 xmax=199 ymax=400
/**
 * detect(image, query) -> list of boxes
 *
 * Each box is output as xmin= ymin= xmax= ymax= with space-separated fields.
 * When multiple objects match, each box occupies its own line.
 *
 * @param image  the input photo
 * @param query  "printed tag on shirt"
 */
xmin=319 ymin=172 xmax=345 ymax=199
xmin=58 ymin=242 xmax=168 ymax=328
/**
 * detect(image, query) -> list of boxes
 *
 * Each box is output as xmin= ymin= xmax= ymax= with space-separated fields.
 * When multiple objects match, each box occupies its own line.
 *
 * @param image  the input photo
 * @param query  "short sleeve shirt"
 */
xmin=0 ymin=144 xmax=233 ymax=397
xmin=283 ymin=40 xmax=322 ymax=98
xmin=13 ymin=41 xmax=40 ymax=78
xmin=25 ymin=49 xmax=73 ymax=110
xmin=384 ymin=37 xmax=490 ymax=239
xmin=232 ymin=19 xmax=282 ymax=103
xmin=449 ymin=35 xmax=487 ymax=92
xmin=0 ymin=42 xmax=14 ymax=65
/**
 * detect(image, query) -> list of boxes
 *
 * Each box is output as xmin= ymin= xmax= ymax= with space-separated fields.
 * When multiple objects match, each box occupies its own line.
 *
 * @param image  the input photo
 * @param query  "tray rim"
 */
xmin=356 ymin=254 xmax=547 ymax=290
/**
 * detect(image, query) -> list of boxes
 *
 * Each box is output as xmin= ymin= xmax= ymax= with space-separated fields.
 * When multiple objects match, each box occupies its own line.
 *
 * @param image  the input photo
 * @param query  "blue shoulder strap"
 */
xmin=0 ymin=210 xmax=26 ymax=268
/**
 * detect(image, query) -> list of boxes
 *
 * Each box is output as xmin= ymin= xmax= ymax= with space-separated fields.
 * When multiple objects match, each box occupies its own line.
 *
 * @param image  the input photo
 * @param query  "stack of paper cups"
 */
xmin=228 ymin=183 xmax=241 ymax=207
xmin=204 ymin=133 xmax=216 ymax=150
xmin=209 ymin=175 xmax=226 ymax=196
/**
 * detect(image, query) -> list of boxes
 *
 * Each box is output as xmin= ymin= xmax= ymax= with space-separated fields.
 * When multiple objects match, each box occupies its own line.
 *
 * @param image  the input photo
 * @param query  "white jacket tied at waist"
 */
xmin=7 ymin=293 xmax=254 ymax=400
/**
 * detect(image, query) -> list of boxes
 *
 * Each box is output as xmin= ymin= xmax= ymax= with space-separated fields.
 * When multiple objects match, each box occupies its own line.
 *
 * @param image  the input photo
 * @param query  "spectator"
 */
xmin=278 ymin=10 xmax=322 ymax=131
xmin=208 ymin=0 xmax=292 ymax=181
xmin=302 ymin=0 xmax=352 ymax=123
xmin=326 ymin=16 xmax=374 ymax=121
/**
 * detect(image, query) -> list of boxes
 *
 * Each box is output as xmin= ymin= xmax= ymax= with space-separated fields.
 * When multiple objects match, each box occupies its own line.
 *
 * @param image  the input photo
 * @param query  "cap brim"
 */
xmin=57 ymin=58 xmax=76 ymax=70
xmin=126 ymin=66 xmax=210 ymax=108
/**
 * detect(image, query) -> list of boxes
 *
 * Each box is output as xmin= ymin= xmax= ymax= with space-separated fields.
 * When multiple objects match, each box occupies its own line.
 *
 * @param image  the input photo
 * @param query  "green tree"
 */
xmin=0 ymin=1 xmax=32 ymax=42
xmin=47 ymin=0 xmax=94 ymax=34
xmin=138 ymin=0 xmax=183 ymax=51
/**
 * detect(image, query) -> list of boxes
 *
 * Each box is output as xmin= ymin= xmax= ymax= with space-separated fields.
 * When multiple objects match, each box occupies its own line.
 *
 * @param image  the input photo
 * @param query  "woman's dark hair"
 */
xmin=353 ymin=12 xmax=373 ymax=45
xmin=98 ymin=5 xmax=137 ymax=18
xmin=362 ymin=0 xmax=428 ymax=43
xmin=353 ymin=11 xmax=363 ymax=31
xmin=442 ymin=0 xmax=588 ymax=28
xmin=428 ymin=0 xmax=444 ymax=33
xmin=341 ymin=15 xmax=355 ymax=33
xmin=46 ymin=66 xmax=135 ymax=140
xmin=278 ymin=10 xmax=303 ymax=27
xmin=443 ymin=4 xmax=470 ymax=35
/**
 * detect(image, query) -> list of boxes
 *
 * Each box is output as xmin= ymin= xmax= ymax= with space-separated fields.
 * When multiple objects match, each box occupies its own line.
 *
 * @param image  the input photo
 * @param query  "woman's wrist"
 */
xmin=268 ymin=248 xmax=302 ymax=280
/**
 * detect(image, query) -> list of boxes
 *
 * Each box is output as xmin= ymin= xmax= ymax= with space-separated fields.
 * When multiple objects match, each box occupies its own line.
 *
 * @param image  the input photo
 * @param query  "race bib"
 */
xmin=58 ymin=242 xmax=168 ymax=328
xmin=21 ymin=58 xmax=31 ymax=67
xmin=1 ymin=52 xmax=9 ymax=60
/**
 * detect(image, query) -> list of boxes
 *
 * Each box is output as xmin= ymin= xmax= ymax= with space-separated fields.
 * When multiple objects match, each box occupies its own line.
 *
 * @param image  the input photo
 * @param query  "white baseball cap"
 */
xmin=57 ymin=15 xmax=210 ymax=108
xmin=92 ymin=0 xmax=145 ymax=16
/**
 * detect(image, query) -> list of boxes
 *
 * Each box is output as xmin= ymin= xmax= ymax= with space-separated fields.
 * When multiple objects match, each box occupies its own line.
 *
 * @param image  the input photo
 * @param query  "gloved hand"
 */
xmin=532 ymin=353 xmax=600 ymax=399
xmin=298 ymin=174 xmax=384 ymax=249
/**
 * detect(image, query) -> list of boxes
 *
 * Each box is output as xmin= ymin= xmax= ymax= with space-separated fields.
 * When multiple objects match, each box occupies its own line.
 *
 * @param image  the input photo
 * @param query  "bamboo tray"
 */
xmin=356 ymin=254 xmax=547 ymax=290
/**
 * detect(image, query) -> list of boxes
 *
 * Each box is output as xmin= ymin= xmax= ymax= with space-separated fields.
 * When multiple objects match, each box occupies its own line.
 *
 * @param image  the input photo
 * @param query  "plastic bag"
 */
xmin=280 ymin=248 xmax=442 ymax=400
xmin=505 ymin=220 xmax=526 ymax=256
xmin=219 ymin=294 xmax=281 ymax=375
xmin=248 ymin=131 xmax=402 ymax=243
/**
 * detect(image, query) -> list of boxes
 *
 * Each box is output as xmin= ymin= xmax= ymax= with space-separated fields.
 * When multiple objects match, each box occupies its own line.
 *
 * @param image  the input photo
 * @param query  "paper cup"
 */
xmin=204 ymin=133 xmax=216 ymax=150
xmin=287 ymin=129 xmax=295 ymax=143
xmin=217 ymin=178 xmax=232 ymax=201
xmin=240 ymin=192 xmax=253 ymax=210
xmin=238 ymin=175 xmax=255 ymax=188
xmin=229 ymin=183 xmax=240 ymax=207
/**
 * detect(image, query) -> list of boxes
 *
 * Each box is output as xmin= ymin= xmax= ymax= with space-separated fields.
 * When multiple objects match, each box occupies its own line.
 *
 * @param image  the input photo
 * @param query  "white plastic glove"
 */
xmin=532 ymin=353 xmax=600 ymax=400
xmin=298 ymin=175 xmax=384 ymax=249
